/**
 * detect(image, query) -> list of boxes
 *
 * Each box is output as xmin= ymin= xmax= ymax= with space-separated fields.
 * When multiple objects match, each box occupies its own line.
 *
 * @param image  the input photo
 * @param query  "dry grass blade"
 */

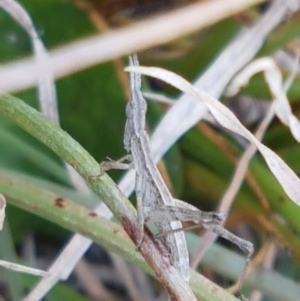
xmin=125 ymin=65 xmax=300 ymax=206
xmin=0 ymin=0 xmax=58 ymax=124
xmin=249 ymin=243 xmax=277 ymax=301
xmin=191 ymin=56 xmax=296 ymax=266
xmin=143 ymin=92 xmax=175 ymax=105
xmin=149 ymin=0 xmax=295 ymax=166
xmin=192 ymin=55 xmax=300 ymax=295
xmin=0 ymin=260 xmax=49 ymax=277
xmin=191 ymin=102 xmax=276 ymax=268
xmin=0 ymin=194 xmax=6 ymax=231
xmin=0 ymin=0 xmax=266 ymax=93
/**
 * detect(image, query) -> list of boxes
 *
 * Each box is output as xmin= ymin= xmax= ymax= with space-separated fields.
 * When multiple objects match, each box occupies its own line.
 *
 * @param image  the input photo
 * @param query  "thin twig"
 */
xmin=191 ymin=101 xmax=275 ymax=269
xmin=74 ymin=259 xmax=119 ymax=301
xmin=110 ymin=254 xmax=153 ymax=301
xmin=249 ymin=242 xmax=277 ymax=301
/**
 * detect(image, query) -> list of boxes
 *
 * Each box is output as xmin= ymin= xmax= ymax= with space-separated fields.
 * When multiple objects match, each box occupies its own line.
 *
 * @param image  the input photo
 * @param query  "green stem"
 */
xmin=0 ymin=94 xmax=238 ymax=301
xmin=1 ymin=169 xmax=299 ymax=301
xmin=0 ymin=169 xmax=237 ymax=301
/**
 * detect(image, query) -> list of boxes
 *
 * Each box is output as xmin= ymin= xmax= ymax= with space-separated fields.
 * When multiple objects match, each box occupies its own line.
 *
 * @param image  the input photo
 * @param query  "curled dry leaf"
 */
xmin=226 ymin=57 xmax=300 ymax=142
xmin=125 ymin=65 xmax=300 ymax=206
